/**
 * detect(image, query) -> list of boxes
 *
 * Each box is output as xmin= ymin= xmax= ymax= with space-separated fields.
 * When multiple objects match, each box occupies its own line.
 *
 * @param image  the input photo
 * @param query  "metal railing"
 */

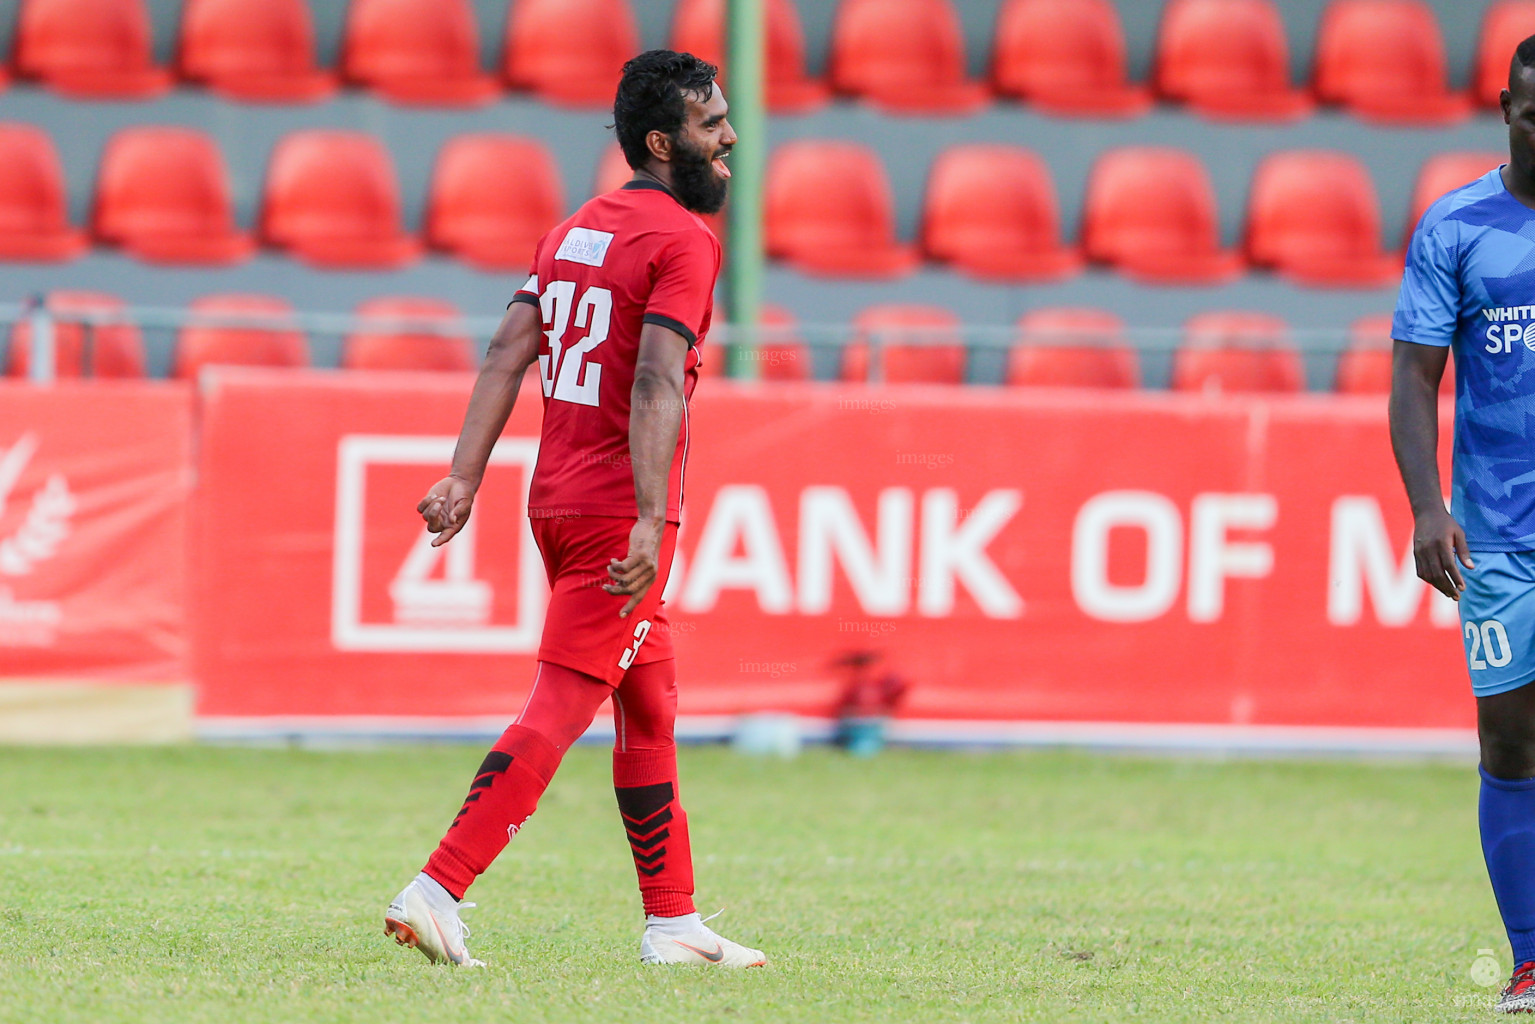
xmin=0 ymin=298 xmax=1379 ymax=388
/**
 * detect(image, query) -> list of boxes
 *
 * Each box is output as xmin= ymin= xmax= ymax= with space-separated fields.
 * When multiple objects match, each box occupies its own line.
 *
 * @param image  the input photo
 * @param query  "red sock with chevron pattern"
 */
xmin=614 ymin=744 xmax=696 ymax=917
xmin=423 ymin=662 xmax=613 ymax=898
xmin=423 ymin=724 xmax=563 ymax=899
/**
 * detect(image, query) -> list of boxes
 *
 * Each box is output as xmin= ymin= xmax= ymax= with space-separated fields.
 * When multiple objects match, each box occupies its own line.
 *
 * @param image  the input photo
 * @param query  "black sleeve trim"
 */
xmin=643 ymin=313 xmax=697 ymax=347
xmin=508 ymin=292 xmax=539 ymax=309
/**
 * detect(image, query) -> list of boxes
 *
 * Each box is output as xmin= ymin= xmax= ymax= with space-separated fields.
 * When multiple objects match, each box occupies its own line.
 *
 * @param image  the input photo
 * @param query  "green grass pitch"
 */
xmin=0 ymin=743 xmax=1510 ymax=1022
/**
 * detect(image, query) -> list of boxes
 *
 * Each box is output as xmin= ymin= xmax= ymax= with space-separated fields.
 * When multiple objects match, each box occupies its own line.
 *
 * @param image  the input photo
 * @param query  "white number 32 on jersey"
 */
xmin=539 ymin=282 xmax=612 ymax=407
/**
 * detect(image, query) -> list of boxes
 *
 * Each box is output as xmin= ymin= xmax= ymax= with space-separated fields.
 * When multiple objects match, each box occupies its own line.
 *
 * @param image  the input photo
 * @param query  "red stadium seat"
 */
xmin=343 ymin=0 xmax=498 ymax=105
xmin=173 ymin=295 xmax=309 ymax=378
xmin=7 ymin=292 xmax=145 ymax=378
xmin=1081 ymin=148 xmax=1242 ymax=285
xmin=1334 ymin=316 xmax=1391 ymax=395
xmin=593 ymin=142 xmax=632 ymax=197
xmin=343 ymin=298 xmax=476 ymax=372
xmin=670 ymin=0 xmax=828 ymax=113
xmin=1154 ymin=0 xmax=1312 ymax=120
xmin=1173 ymin=312 xmax=1304 ymax=394
xmin=1476 ymin=1 xmax=1535 ymax=108
xmin=1007 ymin=308 xmax=1138 ymax=388
xmin=1408 ymin=152 xmax=1504 ymax=237
xmin=841 ymin=305 xmax=966 ymax=384
xmin=1335 ymin=313 xmax=1454 ymax=394
xmin=1245 ymin=151 xmax=1399 ymax=287
xmin=702 ymin=304 xmax=811 ymax=380
xmin=504 ymin=0 xmax=640 ymax=107
xmin=92 ymin=127 xmax=253 ymax=265
xmin=992 ymin=0 xmax=1150 ymax=117
xmin=765 ymin=141 xmax=916 ymax=278
xmin=921 ymin=144 xmax=1080 ymax=282
xmin=1314 ymin=0 xmax=1469 ymax=125
xmin=178 ymin=0 xmax=336 ymax=102
xmin=755 ymin=305 xmax=812 ymax=381
xmin=15 ymin=0 xmax=171 ymax=98
xmin=427 ymin=135 xmax=563 ymax=271
xmin=830 ymin=0 xmax=988 ymax=114
xmin=0 ymin=125 xmax=87 ymax=262
xmin=259 ymin=131 xmax=419 ymax=269
xmin=1349 ymin=313 xmax=1396 ymax=348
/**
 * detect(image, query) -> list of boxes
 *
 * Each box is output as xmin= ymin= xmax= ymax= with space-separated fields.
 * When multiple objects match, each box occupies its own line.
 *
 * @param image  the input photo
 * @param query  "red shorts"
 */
xmin=530 ymin=514 xmax=678 ymax=687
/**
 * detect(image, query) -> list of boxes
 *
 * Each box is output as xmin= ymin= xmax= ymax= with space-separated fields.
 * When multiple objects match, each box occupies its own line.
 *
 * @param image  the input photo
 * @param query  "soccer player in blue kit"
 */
xmin=1391 ymin=35 xmax=1535 ymax=1014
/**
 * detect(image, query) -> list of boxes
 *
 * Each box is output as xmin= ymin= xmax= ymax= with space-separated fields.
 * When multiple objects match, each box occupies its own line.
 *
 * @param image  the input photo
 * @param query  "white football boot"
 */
xmin=1498 ymin=960 xmax=1535 ymax=1013
xmin=384 ymin=873 xmax=485 ymax=966
xmin=639 ymin=911 xmax=767 ymax=967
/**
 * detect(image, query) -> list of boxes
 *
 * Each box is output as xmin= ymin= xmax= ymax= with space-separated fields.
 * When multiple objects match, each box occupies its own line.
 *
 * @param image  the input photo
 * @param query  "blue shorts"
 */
xmin=1461 ymin=551 xmax=1535 ymax=697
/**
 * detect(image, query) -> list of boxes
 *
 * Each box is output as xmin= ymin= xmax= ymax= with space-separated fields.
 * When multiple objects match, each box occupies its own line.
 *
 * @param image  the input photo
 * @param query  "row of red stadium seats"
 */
xmin=6 ymin=0 xmax=1533 ymax=122
xmin=6 ymin=292 xmax=479 ymax=379
xmin=13 ymin=0 xmax=640 ymax=106
xmin=714 ymin=307 xmax=1436 ymax=395
xmin=0 ymin=125 xmax=696 ymax=269
xmin=6 ymin=293 xmax=1428 ymax=396
xmin=0 ymin=124 xmax=579 ymax=268
xmin=769 ymin=141 xmax=1489 ymax=286
xmin=0 ymin=122 xmax=1497 ymax=284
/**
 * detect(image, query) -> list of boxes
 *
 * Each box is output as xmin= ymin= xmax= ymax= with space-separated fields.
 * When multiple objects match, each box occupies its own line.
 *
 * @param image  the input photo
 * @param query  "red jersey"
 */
xmin=511 ymin=180 xmax=721 ymax=523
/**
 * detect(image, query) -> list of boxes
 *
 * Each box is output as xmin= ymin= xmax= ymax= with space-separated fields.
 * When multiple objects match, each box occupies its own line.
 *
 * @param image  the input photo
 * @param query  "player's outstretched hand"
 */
xmin=605 ymin=518 xmax=663 ymax=618
xmin=418 ymin=476 xmax=477 ymax=547
xmin=1413 ymin=506 xmax=1474 ymax=600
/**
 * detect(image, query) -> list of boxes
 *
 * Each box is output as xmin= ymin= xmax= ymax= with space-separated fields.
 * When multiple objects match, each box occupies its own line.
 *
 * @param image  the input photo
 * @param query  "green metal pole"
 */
xmin=725 ymin=0 xmax=765 ymax=380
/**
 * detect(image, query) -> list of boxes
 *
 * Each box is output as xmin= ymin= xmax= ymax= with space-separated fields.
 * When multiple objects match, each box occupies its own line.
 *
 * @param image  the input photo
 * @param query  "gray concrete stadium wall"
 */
xmin=0 ymin=0 xmax=1514 ymax=385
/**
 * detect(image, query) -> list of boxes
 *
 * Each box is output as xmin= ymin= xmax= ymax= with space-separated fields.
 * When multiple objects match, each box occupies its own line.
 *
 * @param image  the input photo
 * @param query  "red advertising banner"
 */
xmin=0 ymin=382 xmax=192 ymax=679
xmin=191 ymin=369 xmax=1467 ymax=734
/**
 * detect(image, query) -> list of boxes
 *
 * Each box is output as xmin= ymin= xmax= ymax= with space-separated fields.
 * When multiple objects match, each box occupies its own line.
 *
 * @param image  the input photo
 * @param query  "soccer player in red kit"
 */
xmin=383 ymin=50 xmax=766 ymax=969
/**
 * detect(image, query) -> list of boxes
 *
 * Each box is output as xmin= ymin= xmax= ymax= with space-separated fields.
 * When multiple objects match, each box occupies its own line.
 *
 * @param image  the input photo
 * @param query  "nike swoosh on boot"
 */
xmin=673 ymin=940 xmax=725 ymax=962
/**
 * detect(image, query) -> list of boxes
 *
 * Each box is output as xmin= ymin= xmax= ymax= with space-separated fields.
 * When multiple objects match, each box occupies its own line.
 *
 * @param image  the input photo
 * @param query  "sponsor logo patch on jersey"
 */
xmin=1480 ymin=305 xmax=1535 ymax=353
xmin=555 ymin=228 xmax=615 ymax=268
xmin=1482 ymin=305 xmax=1535 ymax=322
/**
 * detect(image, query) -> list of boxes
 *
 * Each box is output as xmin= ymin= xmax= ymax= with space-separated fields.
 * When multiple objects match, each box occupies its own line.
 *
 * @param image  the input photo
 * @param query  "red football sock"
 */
xmin=612 ymin=659 xmax=696 ymax=918
xmin=423 ymin=662 xmax=610 ymax=899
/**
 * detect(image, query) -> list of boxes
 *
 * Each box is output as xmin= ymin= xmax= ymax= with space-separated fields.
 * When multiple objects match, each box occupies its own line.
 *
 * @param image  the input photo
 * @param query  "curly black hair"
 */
xmin=1515 ymin=35 xmax=1535 ymax=90
xmin=613 ymin=50 xmax=719 ymax=170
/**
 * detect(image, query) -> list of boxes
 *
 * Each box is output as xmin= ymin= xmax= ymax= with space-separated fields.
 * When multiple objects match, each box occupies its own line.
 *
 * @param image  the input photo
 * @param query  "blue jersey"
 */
xmin=1393 ymin=166 xmax=1535 ymax=552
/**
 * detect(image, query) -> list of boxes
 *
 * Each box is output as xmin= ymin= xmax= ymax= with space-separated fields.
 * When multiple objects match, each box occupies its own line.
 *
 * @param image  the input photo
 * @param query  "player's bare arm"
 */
xmin=419 ymin=301 xmax=542 ymax=547
xmin=1388 ymin=338 xmax=1471 ymax=599
xmin=605 ymin=322 xmax=688 ymax=617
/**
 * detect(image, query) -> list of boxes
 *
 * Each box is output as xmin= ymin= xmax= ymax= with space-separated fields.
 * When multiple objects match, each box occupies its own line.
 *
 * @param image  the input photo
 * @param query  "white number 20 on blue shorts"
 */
xmin=1459 ymin=551 xmax=1535 ymax=697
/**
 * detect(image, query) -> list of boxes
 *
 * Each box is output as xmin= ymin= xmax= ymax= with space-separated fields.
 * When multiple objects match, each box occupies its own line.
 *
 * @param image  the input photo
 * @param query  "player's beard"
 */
xmin=671 ymin=135 xmax=729 ymax=215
